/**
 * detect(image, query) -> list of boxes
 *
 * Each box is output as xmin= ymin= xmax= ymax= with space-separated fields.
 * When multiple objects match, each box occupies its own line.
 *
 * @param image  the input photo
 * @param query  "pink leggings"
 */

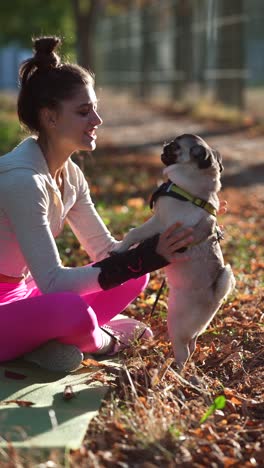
xmin=0 ymin=275 xmax=149 ymax=362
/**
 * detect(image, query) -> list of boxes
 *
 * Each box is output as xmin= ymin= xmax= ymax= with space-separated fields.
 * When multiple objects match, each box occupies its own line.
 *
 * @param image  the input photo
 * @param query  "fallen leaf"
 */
xmin=230 ymin=396 xmax=242 ymax=406
xmin=3 ymin=400 xmax=34 ymax=407
xmin=82 ymin=358 xmax=106 ymax=368
xmin=127 ymin=197 xmax=144 ymax=208
xmin=85 ymin=371 xmax=109 ymax=385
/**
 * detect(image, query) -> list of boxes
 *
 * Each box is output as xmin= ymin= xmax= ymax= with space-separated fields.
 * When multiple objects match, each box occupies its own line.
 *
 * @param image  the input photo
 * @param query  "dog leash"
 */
xmin=135 ymin=276 xmax=166 ymax=341
xmin=150 ymin=277 xmax=166 ymax=318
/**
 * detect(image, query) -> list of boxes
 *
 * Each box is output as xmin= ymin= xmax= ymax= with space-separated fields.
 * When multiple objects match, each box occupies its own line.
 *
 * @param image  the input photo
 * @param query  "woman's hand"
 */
xmin=218 ymin=199 xmax=227 ymax=215
xmin=156 ymin=222 xmax=193 ymax=263
xmin=217 ymin=199 xmax=228 ymax=233
xmin=156 ymin=199 xmax=228 ymax=264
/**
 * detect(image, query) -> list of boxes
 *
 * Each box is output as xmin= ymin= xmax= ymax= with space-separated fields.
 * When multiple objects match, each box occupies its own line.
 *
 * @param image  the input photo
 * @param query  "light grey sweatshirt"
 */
xmin=0 ymin=137 xmax=118 ymax=294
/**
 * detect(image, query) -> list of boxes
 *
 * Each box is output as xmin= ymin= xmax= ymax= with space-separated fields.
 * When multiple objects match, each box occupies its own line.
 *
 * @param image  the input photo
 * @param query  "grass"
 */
xmin=190 ymin=98 xmax=254 ymax=126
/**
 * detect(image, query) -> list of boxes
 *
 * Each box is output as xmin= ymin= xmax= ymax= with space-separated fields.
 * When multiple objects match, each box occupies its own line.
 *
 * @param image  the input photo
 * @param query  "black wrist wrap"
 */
xmin=92 ymin=233 xmax=169 ymax=290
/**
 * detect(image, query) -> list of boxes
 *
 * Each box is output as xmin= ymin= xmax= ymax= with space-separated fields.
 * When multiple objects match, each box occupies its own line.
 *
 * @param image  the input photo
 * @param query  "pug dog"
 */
xmin=112 ymin=134 xmax=235 ymax=370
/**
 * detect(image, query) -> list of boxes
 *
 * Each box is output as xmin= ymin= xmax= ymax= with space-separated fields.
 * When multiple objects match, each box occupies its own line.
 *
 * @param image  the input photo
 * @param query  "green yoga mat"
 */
xmin=0 ymin=357 xmax=118 ymax=454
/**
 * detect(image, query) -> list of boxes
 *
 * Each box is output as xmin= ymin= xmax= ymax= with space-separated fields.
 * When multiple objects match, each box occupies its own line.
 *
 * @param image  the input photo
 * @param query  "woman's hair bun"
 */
xmin=33 ymin=36 xmax=61 ymax=69
xmin=18 ymin=35 xmax=93 ymax=132
xmin=18 ymin=36 xmax=62 ymax=88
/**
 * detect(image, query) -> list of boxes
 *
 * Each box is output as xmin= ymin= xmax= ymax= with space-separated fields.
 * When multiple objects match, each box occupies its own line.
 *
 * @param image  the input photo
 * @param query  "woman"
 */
xmin=0 ymin=36 xmax=196 ymax=373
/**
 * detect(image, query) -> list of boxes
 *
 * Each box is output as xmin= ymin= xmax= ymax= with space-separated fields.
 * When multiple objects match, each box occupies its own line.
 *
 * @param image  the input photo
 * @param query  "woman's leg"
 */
xmin=0 ymin=274 xmax=150 ymax=363
xmin=24 ymin=274 xmax=149 ymax=327
xmin=0 ymin=291 xmax=104 ymax=361
xmin=80 ymin=274 xmax=149 ymax=326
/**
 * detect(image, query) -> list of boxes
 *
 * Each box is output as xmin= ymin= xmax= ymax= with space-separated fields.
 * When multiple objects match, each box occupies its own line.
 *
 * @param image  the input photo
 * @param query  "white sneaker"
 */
xmin=100 ymin=318 xmax=153 ymax=355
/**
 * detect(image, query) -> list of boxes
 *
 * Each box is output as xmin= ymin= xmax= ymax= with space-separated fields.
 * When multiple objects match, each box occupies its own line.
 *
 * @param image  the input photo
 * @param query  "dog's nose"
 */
xmin=166 ymin=140 xmax=181 ymax=152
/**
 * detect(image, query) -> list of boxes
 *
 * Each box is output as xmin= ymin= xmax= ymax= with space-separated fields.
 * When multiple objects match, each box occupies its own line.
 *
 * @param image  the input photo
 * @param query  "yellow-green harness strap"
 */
xmin=150 ymin=181 xmax=217 ymax=217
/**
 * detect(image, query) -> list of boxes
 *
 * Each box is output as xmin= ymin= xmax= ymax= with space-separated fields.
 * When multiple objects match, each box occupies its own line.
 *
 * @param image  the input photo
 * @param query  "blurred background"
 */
xmin=0 ymin=0 xmax=264 ymax=119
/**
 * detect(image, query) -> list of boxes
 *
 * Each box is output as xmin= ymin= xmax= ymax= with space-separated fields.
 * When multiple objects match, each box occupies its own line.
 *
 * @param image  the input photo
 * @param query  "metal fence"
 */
xmin=94 ymin=0 xmax=264 ymax=118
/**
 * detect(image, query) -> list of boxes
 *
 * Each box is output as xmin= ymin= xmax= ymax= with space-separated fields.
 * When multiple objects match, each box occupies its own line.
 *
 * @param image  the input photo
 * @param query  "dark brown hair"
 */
xmin=17 ymin=36 xmax=94 ymax=133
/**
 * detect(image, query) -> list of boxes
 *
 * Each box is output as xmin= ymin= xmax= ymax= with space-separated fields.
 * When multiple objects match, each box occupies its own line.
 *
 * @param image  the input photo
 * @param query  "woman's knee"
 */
xmin=52 ymin=292 xmax=101 ymax=350
xmin=52 ymin=291 xmax=87 ymax=310
xmin=138 ymin=273 xmax=150 ymax=290
xmin=51 ymin=292 xmax=97 ymax=328
xmin=128 ymin=273 xmax=149 ymax=292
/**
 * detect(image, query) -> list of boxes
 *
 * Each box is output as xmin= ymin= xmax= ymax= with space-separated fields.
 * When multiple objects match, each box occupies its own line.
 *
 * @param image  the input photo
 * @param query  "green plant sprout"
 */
xmin=200 ymin=395 xmax=226 ymax=424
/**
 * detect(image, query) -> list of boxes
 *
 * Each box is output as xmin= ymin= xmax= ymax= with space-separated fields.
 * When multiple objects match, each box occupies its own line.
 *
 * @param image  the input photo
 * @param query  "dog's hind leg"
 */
xmin=189 ymin=335 xmax=198 ymax=357
xmin=213 ymin=264 xmax=236 ymax=303
xmin=173 ymin=335 xmax=198 ymax=371
xmin=172 ymin=339 xmax=191 ymax=372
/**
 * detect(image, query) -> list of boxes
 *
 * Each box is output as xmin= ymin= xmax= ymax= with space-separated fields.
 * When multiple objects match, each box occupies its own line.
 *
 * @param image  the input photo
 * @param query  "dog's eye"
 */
xmin=163 ymin=140 xmax=180 ymax=152
xmin=171 ymin=141 xmax=181 ymax=150
xmin=190 ymin=145 xmax=207 ymax=158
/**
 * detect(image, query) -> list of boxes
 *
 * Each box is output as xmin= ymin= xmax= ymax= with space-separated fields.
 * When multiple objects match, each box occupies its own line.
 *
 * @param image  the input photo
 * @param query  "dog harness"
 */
xmin=150 ymin=180 xmax=217 ymax=217
xmin=149 ymin=180 xmax=223 ymax=252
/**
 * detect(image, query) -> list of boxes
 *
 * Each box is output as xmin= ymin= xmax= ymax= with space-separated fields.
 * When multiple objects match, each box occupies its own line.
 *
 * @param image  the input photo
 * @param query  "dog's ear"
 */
xmin=213 ymin=150 xmax=224 ymax=172
xmin=190 ymin=144 xmax=212 ymax=169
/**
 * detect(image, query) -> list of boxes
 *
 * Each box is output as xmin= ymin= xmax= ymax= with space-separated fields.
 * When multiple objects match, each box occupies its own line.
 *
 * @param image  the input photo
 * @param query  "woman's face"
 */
xmin=49 ymin=83 xmax=103 ymax=153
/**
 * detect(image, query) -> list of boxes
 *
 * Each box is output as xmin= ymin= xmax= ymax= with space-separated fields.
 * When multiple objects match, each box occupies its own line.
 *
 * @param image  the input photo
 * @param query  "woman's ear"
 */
xmin=39 ymin=107 xmax=57 ymax=129
xmin=213 ymin=150 xmax=224 ymax=172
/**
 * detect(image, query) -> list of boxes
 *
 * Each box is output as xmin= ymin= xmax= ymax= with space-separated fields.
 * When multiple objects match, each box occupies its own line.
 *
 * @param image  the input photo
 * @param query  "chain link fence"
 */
xmin=94 ymin=0 xmax=264 ymax=119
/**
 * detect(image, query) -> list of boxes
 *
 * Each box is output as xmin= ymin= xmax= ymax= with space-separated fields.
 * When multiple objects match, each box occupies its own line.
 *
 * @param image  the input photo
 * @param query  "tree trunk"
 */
xmin=215 ymin=0 xmax=245 ymax=108
xmin=139 ymin=6 xmax=154 ymax=99
xmin=172 ymin=0 xmax=193 ymax=100
xmin=71 ymin=0 xmax=103 ymax=71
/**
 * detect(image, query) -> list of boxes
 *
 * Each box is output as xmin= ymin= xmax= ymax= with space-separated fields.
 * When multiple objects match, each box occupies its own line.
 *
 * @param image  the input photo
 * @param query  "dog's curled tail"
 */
xmin=213 ymin=264 xmax=236 ymax=303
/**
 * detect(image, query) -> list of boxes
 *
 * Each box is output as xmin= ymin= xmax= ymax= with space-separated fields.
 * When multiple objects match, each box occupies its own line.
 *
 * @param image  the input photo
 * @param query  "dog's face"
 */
xmin=161 ymin=134 xmax=223 ymax=172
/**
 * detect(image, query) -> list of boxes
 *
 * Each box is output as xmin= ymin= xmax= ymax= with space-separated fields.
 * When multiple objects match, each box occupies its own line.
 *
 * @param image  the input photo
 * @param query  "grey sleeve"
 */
xmin=2 ymin=170 xmax=102 ymax=294
xmin=66 ymin=168 xmax=119 ymax=261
